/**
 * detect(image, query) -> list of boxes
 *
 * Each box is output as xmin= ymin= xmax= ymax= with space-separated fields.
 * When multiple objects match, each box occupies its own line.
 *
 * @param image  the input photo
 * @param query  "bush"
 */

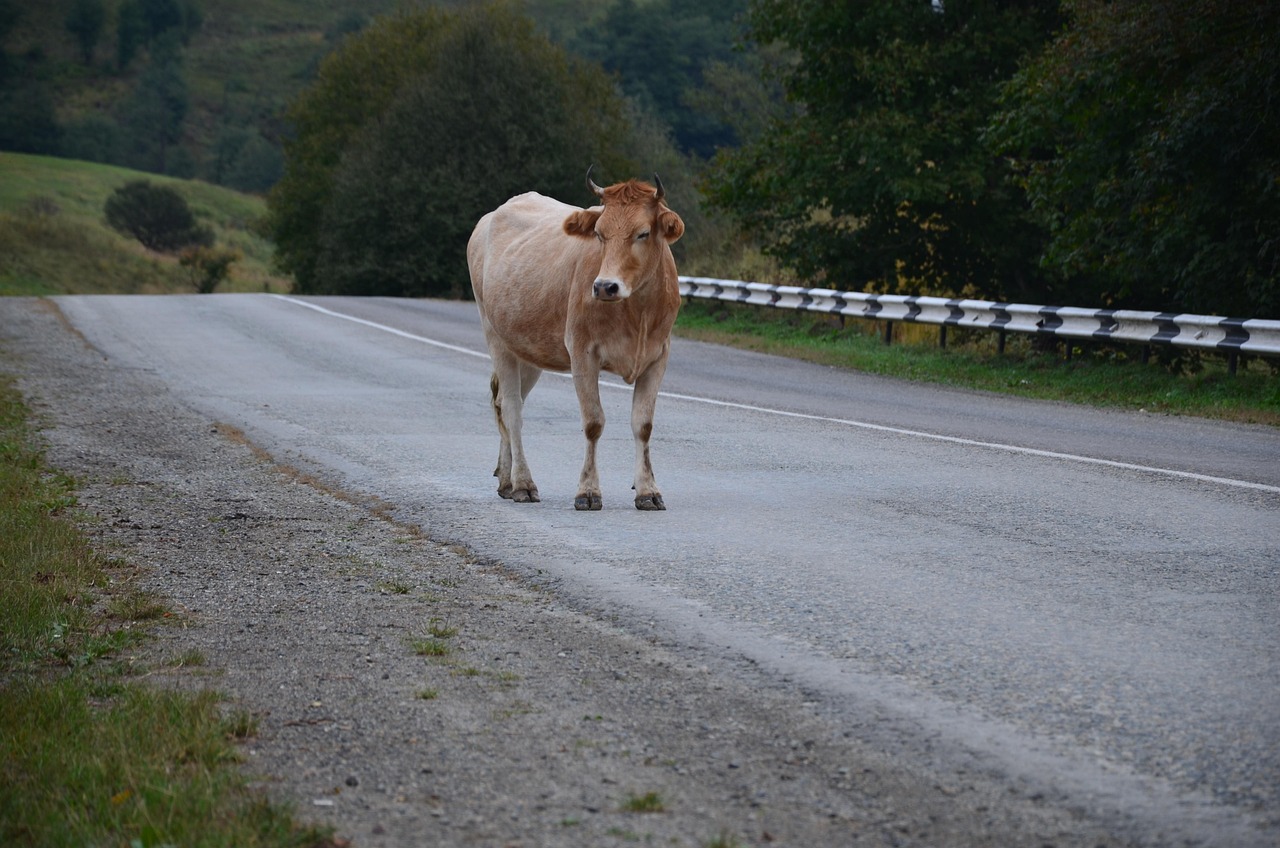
xmin=178 ymin=245 xmax=239 ymax=293
xmin=103 ymin=180 xmax=212 ymax=252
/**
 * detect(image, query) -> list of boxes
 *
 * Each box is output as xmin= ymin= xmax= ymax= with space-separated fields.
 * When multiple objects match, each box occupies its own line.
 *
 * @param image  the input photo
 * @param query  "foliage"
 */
xmin=64 ymin=0 xmax=105 ymax=66
xmin=104 ymin=179 xmax=212 ymax=252
xmin=0 ymin=0 xmax=61 ymax=157
xmin=178 ymin=244 xmax=239 ymax=293
xmin=269 ymin=1 xmax=662 ymax=297
xmin=565 ymin=0 xmax=750 ymax=159
xmin=115 ymin=0 xmax=145 ymax=70
xmin=704 ymin=0 xmax=1061 ymax=302
xmin=120 ymin=32 xmax=190 ymax=175
xmin=989 ymin=0 xmax=1280 ymax=317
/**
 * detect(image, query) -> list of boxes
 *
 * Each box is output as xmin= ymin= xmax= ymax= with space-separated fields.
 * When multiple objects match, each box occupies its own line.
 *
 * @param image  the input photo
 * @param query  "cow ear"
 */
xmin=564 ymin=209 xmax=601 ymax=238
xmin=658 ymin=209 xmax=684 ymax=244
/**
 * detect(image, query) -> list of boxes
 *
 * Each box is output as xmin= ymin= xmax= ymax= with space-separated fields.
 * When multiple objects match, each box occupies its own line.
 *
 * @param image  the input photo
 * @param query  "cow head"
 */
xmin=563 ymin=167 xmax=685 ymax=302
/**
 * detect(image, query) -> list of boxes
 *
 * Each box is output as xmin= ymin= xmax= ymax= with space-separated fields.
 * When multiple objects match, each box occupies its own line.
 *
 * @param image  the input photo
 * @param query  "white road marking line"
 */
xmin=275 ymin=295 xmax=1280 ymax=495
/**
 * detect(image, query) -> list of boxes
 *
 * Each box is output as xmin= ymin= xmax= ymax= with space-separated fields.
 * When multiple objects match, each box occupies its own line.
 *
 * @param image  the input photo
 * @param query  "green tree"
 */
xmin=65 ymin=0 xmax=106 ymax=65
xmin=267 ymin=6 xmax=458 ymax=292
xmin=116 ymin=0 xmax=145 ymax=71
xmin=224 ymin=133 xmax=282 ymax=193
xmin=120 ymin=32 xmax=188 ymax=173
xmin=568 ymin=0 xmax=748 ymax=158
xmin=268 ymin=2 xmax=656 ymax=296
xmin=990 ymin=0 xmax=1280 ymax=317
xmin=704 ymin=0 xmax=1060 ymax=301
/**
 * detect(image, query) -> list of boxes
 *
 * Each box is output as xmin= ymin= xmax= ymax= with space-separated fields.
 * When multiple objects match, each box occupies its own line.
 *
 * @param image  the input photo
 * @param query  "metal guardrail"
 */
xmin=679 ymin=277 xmax=1280 ymax=361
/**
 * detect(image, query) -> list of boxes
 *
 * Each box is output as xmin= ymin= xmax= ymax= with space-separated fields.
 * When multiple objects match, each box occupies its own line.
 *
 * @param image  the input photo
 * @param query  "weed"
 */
xmin=416 ymin=688 xmax=439 ymax=700
xmin=107 ymin=588 xmax=168 ymax=621
xmin=408 ymin=637 xmax=451 ymax=657
xmin=377 ymin=580 xmax=411 ymax=595
xmin=621 ymin=791 xmax=665 ymax=813
xmin=222 ymin=710 xmax=259 ymax=740
xmin=426 ymin=617 xmax=458 ymax=638
xmin=171 ymin=648 xmax=207 ymax=668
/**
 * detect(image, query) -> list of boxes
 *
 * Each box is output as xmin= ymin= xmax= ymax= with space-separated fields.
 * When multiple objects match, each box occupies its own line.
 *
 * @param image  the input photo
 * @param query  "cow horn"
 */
xmin=653 ymin=172 xmax=665 ymax=202
xmin=586 ymin=165 xmax=605 ymax=198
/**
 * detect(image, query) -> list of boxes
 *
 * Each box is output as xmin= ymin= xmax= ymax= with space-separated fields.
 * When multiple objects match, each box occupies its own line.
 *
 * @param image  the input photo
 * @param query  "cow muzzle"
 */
xmin=592 ymin=277 xmax=627 ymax=301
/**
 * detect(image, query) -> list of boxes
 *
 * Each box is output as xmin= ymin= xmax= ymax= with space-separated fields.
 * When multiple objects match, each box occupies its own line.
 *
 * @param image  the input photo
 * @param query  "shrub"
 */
xmin=177 ymin=245 xmax=239 ymax=293
xmin=104 ymin=180 xmax=213 ymax=252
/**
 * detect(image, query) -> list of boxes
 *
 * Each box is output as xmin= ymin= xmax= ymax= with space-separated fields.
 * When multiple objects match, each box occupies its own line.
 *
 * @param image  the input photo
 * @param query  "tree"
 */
xmin=990 ymin=0 xmax=1280 ymax=317
xmin=119 ymin=32 xmax=188 ymax=173
xmin=568 ymin=0 xmax=749 ymax=159
xmin=116 ymin=0 xmax=145 ymax=71
xmin=65 ymin=0 xmax=105 ymax=66
xmin=268 ymin=2 xmax=657 ymax=296
xmin=704 ymin=0 xmax=1061 ymax=301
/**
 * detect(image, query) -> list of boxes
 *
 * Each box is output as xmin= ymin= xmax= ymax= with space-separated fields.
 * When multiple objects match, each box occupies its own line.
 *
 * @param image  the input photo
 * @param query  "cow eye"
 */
xmin=636 ymin=231 xmax=650 ymax=241
xmin=594 ymin=231 xmax=604 ymax=242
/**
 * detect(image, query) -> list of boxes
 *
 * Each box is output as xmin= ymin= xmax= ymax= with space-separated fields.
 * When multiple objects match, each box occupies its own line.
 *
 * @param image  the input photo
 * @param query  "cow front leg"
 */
xmin=572 ymin=364 xmax=604 ymax=511
xmin=630 ymin=354 xmax=668 ymax=510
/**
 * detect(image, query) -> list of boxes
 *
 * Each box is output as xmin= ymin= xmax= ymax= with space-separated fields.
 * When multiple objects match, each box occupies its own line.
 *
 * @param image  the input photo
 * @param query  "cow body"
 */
xmin=467 ymin=174 xmax=684 ymax=510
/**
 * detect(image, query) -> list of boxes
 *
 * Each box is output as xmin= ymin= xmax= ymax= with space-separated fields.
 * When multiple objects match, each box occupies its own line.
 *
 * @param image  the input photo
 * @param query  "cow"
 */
xmin=467 ymin=168 xmax=685 ymax=511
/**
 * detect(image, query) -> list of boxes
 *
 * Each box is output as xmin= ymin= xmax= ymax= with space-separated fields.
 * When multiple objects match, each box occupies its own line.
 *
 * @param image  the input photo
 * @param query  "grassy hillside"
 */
xmin=0 ymin=152 xmax=286 ymax=295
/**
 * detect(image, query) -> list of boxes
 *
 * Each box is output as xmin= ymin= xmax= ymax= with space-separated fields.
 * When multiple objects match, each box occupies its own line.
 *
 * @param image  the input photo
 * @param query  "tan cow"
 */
xmin=467 ymin=169 xmax=685 ymax=510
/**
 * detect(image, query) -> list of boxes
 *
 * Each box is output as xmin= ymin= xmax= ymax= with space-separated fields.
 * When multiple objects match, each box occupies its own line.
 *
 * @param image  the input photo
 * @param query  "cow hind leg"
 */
xmin=491 ymin=359 xmax=541 ymax=503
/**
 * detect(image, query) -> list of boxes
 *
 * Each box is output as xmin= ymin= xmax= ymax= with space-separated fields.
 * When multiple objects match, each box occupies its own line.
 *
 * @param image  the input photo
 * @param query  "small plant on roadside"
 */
xmin=416 ymin=688 xmax=439 ymax=700
xmin=621 ymin=791 xmax=665 ymax=813
xmin=107 ymin=588 xmax=168 ymax=621
xmin=408 ymin=637 xmax=450 ymax=657
xmin=178 ymin=244 xmax=240 ymax=293
xmin=704 ymin=831 xmax=743 ymax=848
xmin=426 ymin=618 xmax=457 ymax=638
xmin=170 ymin=648 xmax=206 ymax=668
xmin=221 ymin=709 xmax=258 ymax=740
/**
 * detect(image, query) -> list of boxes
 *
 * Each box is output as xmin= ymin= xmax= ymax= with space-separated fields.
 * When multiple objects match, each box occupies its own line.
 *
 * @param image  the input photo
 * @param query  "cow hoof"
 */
xmin=574 ymin=494 xmax=603 ymax=511
xmin=635 ymin=493 xmax=666 ymax=511
xmin=511 ymin=488 xmax=540 ymax=503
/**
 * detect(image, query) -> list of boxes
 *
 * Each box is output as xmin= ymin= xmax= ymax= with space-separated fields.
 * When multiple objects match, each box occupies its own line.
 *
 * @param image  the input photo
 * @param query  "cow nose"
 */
xmin=593 ymin=279 xmax=621 ymax=299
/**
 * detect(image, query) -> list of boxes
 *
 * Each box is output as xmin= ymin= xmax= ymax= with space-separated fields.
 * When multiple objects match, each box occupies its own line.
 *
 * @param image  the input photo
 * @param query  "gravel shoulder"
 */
xmin=3 ymin=297 xmax=1132 ymax=848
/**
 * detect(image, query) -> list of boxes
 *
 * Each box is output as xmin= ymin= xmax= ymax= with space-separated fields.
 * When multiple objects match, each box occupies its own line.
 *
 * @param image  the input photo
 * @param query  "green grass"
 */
xmin=0 ymin=374 xmax=332 ymax=848
xmin=675 ymin=300 xmax=1280 ymax=427
xmin=409 ymin=637 xmax=452 ymax=657
xmin=621 ymin=790 xmax=666 ymax=813
xmin=0 ymin=152 xmax=288 ymax=295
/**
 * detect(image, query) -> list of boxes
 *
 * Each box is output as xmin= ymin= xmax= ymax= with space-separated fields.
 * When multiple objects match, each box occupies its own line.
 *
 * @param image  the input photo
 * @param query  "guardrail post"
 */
xmin=1228 ymin=350 xmax=1239 ymax=376
xmin=939 ymin=325 xmax=948 ymax=349
xmin=997 ymin=329 xmax=1006 ymax=355
xmin=883 ymin=321 xmax=893 ymax=345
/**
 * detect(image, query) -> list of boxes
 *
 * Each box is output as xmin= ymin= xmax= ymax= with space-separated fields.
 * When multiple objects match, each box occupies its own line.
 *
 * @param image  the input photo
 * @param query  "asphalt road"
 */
xmin=43 ymin=294 xmax=1280 ymax=844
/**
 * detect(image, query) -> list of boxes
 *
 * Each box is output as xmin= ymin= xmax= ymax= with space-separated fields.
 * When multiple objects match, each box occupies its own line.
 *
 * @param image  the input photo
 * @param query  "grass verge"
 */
xmin=675 ymin=300 xmax=1280 ymax=427
xmin=0 ymin=373 xmax=333 ymax=848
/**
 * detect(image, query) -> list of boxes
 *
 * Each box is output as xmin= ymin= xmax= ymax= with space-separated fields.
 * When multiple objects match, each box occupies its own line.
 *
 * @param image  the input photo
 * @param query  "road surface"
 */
xmin=12 ymin=294 xmax=1280 ymax=845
